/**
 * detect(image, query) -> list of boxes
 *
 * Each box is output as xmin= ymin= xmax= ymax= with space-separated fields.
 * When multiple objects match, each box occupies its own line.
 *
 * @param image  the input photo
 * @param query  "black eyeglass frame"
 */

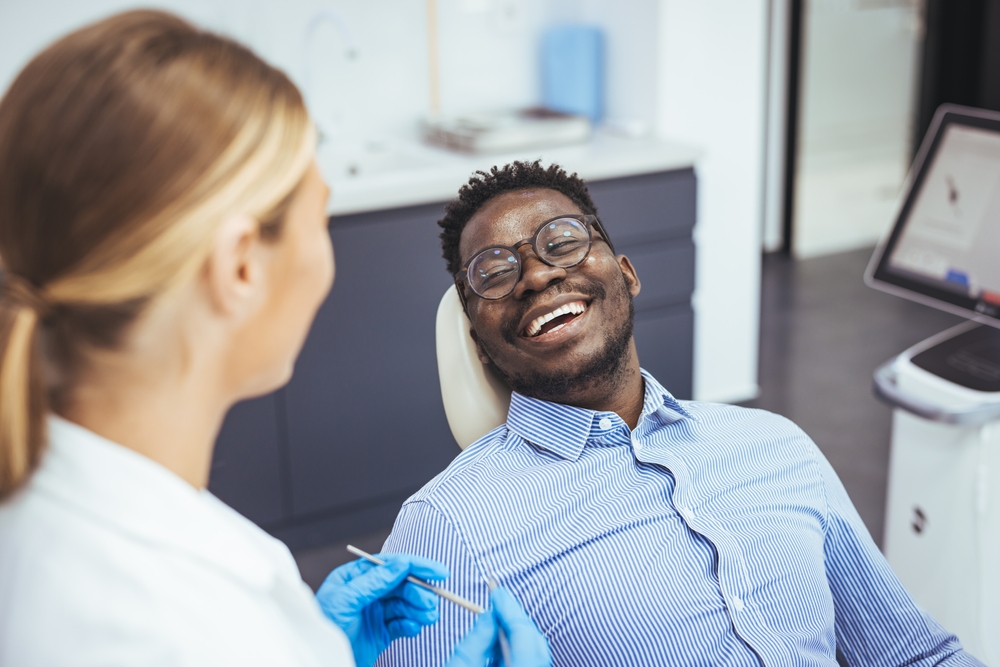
xmin=453 ymin=214 xmax=616 ymax=307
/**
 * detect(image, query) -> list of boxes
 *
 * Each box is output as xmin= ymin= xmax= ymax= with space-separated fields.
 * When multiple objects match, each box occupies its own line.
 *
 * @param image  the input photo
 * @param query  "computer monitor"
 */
xmin=866 ymin=104 xmax=1000 ymax=328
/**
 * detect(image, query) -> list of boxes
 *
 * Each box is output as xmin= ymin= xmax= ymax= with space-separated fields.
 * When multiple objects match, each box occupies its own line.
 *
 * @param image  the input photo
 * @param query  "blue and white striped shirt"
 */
xmin=378 ymin=371 xmax=979 ymax=666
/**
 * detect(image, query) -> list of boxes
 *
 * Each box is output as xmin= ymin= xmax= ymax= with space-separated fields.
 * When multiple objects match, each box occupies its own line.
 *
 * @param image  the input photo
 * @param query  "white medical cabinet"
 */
xmin=867 ymin=104 xmax=1000 ymax=664
xmin=873 ymin=323 xmax=1000 ymax=662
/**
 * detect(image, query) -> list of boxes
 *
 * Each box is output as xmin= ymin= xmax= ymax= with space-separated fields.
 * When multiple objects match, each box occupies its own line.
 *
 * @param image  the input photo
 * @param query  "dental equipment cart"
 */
xmin=867 ymin=105 xmax=1000 ymax=664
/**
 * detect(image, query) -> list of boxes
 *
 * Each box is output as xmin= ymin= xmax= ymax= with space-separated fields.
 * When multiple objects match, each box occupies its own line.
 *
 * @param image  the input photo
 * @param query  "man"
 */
xmin=378 ymin=161 xmax=978 ymax=666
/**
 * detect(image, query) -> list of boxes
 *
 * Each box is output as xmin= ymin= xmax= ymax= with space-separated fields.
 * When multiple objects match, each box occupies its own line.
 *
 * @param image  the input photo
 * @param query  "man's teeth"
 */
xmin=525 ymin=301 xmax=587 ymax=337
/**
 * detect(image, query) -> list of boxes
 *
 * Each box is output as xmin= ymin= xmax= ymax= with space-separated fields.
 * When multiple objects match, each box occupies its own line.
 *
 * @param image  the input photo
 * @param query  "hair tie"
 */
xmin=0 ymin=273 xmax=51 ymax=319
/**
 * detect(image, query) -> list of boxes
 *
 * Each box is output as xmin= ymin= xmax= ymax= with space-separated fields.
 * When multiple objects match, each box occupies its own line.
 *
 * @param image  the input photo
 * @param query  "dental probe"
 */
xmin=345 ymin=545 xmax=485 ymax=614
xmin=477 ymin=549 xmax=513 ymax=666
xmin=485 ymin=576 xmax=513 ymax=666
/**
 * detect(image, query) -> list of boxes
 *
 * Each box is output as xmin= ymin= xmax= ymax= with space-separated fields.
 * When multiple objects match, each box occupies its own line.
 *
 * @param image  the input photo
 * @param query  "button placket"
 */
xmin=670 ymin=459 xmax=752 ymax=624
xmin=710 ymin=529 xmax=756 ymax=631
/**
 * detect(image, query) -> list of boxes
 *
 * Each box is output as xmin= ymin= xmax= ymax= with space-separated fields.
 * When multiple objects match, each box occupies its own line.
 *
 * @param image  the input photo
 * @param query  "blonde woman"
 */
xmin=0 ymin=11 xmax=549 ymax=667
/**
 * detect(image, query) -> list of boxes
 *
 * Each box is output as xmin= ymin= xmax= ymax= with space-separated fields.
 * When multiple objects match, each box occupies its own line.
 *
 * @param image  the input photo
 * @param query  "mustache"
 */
xmin=500 ymin=280 xmax=608 ymax=343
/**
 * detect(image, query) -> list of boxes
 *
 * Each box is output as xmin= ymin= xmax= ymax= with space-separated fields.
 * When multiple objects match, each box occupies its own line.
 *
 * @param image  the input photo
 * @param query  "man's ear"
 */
xmin=618 ymin=255 xmax=641 ymax=298
xmin=204 ymin=214 xmax=262 ymax=318
xmin=469 ymin=327 xmax=492 ymax=365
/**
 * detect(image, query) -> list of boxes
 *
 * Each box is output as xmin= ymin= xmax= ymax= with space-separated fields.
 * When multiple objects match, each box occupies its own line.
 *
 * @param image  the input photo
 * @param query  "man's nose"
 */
xmin=510 ymin=249 xmax=567 ymax=299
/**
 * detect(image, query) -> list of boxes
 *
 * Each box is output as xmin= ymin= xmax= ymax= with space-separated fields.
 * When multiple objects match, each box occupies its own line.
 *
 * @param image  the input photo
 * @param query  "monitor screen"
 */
xmin=867 ymin=105 xmax=1000 ymax=326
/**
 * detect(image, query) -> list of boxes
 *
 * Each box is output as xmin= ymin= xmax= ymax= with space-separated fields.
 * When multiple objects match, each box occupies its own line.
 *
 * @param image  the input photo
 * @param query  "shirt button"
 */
xmin=732 ymin=596 xmax=745 ymax=612
xmin=598 ymin=417 xmax=612 ymax=430
xmin=678 ymin=507 xmax=693 ymax=522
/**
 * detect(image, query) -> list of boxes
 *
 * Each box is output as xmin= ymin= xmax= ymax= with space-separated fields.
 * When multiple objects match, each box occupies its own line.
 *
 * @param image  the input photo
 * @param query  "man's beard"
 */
xmin=480 ymin=272 xmax=635 ymax=403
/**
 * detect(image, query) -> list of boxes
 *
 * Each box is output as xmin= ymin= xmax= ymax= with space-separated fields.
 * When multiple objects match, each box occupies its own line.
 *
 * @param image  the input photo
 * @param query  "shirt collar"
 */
xmin=31 ymin=415 xmax=284 ymax=592
xmin=640 ymin=370 xmax=695 ymax=424
xmin=506 ymin=369 xmax=694 ymax=461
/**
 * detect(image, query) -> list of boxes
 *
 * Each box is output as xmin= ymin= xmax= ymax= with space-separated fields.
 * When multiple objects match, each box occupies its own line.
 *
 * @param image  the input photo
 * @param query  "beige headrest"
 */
xmin=435 ymin=285 xmax=512 ymax=449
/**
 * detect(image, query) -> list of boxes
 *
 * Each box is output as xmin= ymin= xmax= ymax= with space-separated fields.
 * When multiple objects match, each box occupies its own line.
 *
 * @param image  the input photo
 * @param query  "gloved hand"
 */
xmin=447 ymin=587 xmax=552 ymax=667
xmin=316 ymin=554 xmax=449 ymax=667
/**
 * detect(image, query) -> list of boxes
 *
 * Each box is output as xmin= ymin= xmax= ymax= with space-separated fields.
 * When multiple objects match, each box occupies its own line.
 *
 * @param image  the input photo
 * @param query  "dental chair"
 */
xmin=435 ymin=285 xmax=512 ymax=449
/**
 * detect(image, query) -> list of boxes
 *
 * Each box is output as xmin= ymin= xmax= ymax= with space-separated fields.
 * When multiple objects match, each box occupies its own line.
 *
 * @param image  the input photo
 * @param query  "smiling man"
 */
xmin=377 ymin=161 xmax=979 ymax=667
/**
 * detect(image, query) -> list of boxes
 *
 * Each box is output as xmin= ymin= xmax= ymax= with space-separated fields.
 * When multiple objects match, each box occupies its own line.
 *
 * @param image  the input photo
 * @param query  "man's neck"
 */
xmin=499 ymin=341 xmax=647 ymax=429
xmin=608 ymin=371 xmax=646 ymax=431
xmin=555 ymin=361 xmax=645 ymax=430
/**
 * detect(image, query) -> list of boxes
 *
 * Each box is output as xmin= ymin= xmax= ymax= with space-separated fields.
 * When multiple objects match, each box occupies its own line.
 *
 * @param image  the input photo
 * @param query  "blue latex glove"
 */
xmin=447 ymin=588 xmax=552 ymax=667
xmin=316 ymin=554 xmax=449 ymax=667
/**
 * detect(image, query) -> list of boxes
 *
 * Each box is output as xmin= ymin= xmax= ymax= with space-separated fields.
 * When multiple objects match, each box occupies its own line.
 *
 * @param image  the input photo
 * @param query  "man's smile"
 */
xmin=505 ymin=291 xmax=599 ymax=349
xmin=521 ymin=298 xmax=589 ymax=338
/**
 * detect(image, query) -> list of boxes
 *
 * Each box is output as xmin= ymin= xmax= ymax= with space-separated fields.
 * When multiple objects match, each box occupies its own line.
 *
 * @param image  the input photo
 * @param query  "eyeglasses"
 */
xmin=455 ymin=214 xmax=615 ymax=301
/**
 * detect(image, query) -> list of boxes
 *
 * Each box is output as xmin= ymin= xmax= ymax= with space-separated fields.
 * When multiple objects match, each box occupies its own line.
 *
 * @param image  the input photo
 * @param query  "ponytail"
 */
xmin=0 ymin=276 xmax=49 ymax=498
xmin=0 ymin=10 xmax=313 ymax=499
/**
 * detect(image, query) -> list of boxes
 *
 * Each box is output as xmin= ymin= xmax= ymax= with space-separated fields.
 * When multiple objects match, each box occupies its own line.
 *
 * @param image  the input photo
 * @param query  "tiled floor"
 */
xmin=294 ymin=246 xmax=966 ymax=588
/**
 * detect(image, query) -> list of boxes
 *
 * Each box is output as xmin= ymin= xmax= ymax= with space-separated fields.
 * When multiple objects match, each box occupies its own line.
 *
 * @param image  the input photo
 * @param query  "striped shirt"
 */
xmin=378 ymin=370 xmax=979 ymax=666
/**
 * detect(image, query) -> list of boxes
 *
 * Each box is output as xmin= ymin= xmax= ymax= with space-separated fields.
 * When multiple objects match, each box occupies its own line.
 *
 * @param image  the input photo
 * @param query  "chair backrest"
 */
xmin=435 ymin=285 xmax=512 ymax=449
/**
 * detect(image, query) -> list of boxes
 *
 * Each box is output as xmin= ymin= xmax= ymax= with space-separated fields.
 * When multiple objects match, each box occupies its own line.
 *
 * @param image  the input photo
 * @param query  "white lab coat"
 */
xmin=0 ymin=415 xmax=355 ymax=666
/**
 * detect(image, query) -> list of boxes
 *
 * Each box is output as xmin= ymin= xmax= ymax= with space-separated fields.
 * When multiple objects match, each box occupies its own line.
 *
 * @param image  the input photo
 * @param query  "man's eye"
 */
xmin=477 ymin=266 xmax=517 ymax=287
xmin=546 ymin=238 xmax=585 ymax=255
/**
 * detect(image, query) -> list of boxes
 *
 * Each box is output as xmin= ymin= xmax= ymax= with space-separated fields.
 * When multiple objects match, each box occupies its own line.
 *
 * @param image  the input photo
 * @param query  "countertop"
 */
xmin=318 ymin=131 xmax=701 ymax=217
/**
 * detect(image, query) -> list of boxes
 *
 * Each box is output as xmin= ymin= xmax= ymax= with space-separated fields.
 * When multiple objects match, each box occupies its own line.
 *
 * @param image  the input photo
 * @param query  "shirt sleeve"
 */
xmin=375 ymin=500 xmax=490 ymax=667
xmin=816 ymin=449 xmax=983 ymax=666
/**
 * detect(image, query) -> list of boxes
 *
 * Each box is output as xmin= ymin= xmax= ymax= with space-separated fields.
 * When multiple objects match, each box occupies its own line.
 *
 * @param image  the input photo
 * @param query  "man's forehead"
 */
xmin=460 ymin=188 xmax=583 ymax=257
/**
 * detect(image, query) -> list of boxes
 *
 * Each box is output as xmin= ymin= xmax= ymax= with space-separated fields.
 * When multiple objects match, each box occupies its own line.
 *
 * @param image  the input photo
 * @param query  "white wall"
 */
xmin=1 ymin=0 xmax=658 ymax=146
xmin=0 ymin=0 xmax=537 ymax=144
xmin=658 ymin=0 xmax=770 ymax=403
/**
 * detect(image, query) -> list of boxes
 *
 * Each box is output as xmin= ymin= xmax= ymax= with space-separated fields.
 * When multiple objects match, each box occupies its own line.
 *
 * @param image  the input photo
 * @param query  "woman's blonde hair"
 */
xmin=0 ymin=10 xmax=316 ymax=498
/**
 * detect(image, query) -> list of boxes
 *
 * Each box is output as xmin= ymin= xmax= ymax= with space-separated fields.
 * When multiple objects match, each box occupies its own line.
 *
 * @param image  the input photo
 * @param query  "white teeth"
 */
xmin=525 ymin=301 xmax=587 ymax=337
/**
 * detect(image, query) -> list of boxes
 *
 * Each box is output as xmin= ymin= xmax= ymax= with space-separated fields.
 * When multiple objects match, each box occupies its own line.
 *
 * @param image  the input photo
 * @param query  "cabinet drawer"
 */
xmin=588 ymin=169 xmax=696 ymax=245
xmin=622 ymin=238 xmax=695 ymax=311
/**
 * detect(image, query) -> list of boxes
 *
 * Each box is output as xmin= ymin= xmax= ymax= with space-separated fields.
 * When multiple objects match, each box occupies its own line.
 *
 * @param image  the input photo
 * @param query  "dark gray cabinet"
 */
xmin=209 ymin=392 xmax=288 ymax=526
xmin=587 ymin=169 xmax=697 ymax=395
xmin=209 ymin=167 xmax=696 ymax=550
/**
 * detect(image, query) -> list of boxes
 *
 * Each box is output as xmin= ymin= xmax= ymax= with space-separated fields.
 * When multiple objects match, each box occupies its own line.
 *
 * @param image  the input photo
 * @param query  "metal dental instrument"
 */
xmin=479 ymin=552 xmax=513 ymax=667
xmin=485 ymin=576 xmax=513 ymax=666
xmin=345 ymin=545 xmax=485 ymax=614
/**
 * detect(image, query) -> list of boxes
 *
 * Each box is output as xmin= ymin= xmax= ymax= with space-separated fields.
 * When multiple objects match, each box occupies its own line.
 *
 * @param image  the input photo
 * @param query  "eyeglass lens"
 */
xmin=466 ymin=217 xmax=591 ymax=298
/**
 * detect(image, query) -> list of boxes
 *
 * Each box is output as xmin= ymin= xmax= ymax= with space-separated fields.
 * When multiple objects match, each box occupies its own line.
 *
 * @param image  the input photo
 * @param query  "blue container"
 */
xmin=542 ymin=25 xmax=604 ymax=123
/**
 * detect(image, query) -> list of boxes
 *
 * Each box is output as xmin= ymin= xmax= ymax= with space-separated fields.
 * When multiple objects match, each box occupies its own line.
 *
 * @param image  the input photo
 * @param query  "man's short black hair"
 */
xmin=438 ymin=160 xmax=598 ymax=275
